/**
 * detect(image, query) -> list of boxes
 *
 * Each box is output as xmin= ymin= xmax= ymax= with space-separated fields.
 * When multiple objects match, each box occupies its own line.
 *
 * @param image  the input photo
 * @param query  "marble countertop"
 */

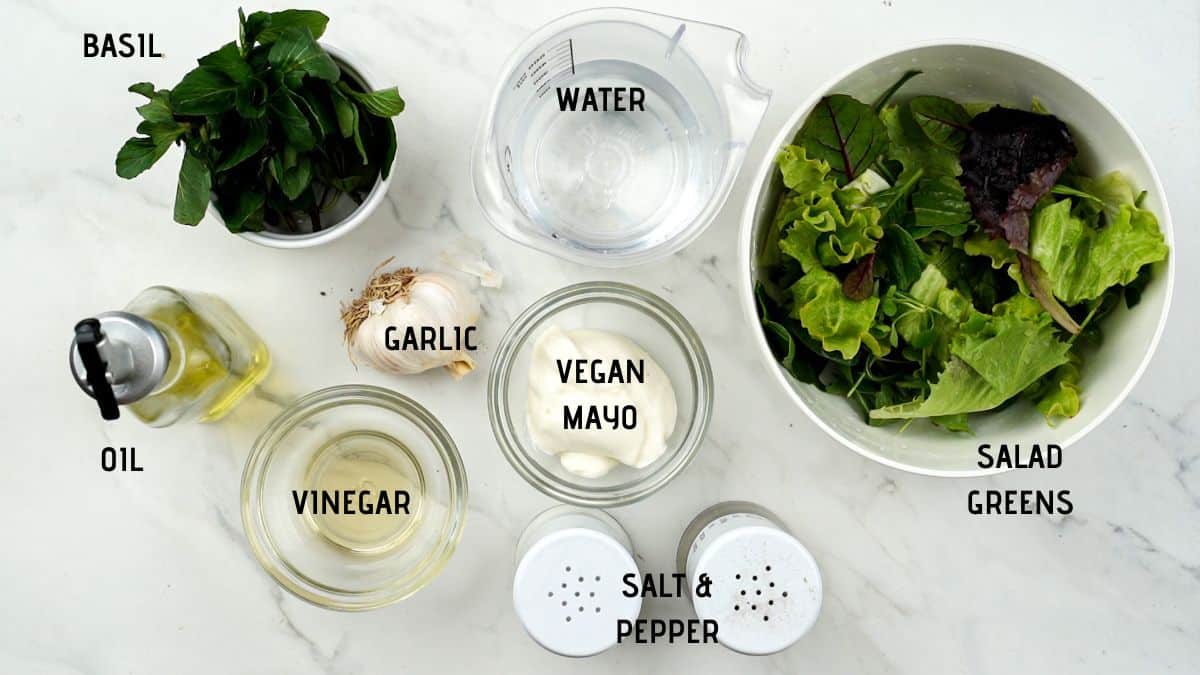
xmin=2 ymin=0 xmax=1198 ymax=672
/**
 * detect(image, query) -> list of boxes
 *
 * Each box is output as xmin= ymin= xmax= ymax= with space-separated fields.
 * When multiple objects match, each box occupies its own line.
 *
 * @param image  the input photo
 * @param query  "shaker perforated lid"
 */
xmin=513 ymin=506 xmax=642 ymax=657
xmin=682 ymin=505 xmax=822 ymax=655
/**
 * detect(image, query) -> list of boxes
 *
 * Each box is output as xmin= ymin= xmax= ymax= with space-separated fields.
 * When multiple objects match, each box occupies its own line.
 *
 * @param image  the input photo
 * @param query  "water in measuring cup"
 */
xmin=508 ymin=59 xmax=713 ymax=251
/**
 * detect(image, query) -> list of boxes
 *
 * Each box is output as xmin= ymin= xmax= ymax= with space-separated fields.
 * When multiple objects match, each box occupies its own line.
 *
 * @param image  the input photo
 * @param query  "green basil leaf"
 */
xmin=217 ymin=189 xmax=265 ymax=233
xmin=294 ymin=88 xmax=335 ymax=139
xmin=329 ymin=171 xmax=374 ymax=197
xmin=279 ymin=154 xmax=313 ymax=200
xmin=234 ymin=78 xmax=269 ymax=118
xmin=215 ymin=118 xmax=267 ymax=172
xmin=328 ymin=84 xmax=368 ymax=163
xmin=280 ymin=144 xmax=300 ymax=170
xmin=173 ymin=149 xmax=211 ymax=225
xmin=242 ymin=11 xmax=270 ymax=50
xmin=134 ymin=92 xmax=174 ymax=123
xmin=136 ymin=120 xmax=187 ymax=147
xmin=128 ymin=82 xmax=156 ymax=98
xmin=379 ymin=118 xmax=397 ymax=179
xmin=328 ymin=83 xmax=356 ymax=138
xmin=796 ymin=94 xmax=888 ymax=186
xmin=268 ymin=27 xmax=339 ymax=82
xmin=341 ymin=84 xmax=405 ymax=117
xmin=115 ymin=136 xmax=170 ymax=179
xmin=268 ymin=89 xmax=316 ymax=150
xmin=908 ymin=96 xmax=971 ymax=150
xmin=170 ymin=66 xmax=238 ymax=115
xmin=256 ymin=10 xmax=329 ymax=44
xmin=350 ymin=104 xmax=369 ymax=165
xmin=198 ymin=41 xmax=254 ymax=84
xmin=238 ymin=8 xmax=250 ymax=52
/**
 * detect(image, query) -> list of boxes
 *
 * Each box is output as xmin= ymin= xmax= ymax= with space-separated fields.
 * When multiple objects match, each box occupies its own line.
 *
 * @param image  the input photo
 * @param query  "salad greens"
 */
xmin=756 ymin=71 xmax=1168 ymax=431
xmin=115 ymin=8 xmax=405 ymax=234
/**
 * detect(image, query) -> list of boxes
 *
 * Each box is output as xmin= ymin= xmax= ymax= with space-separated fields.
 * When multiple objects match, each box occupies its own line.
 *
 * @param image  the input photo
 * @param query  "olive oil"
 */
xmin=125 ymin=288 xmax=269 ymax=425
xmin=71 ymin=286 xmax=270 ymax=427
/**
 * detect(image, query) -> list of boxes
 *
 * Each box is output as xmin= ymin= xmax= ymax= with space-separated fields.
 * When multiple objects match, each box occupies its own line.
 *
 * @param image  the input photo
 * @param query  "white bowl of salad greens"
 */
xmin=740 ymin=41 xmax=1173 ymax=476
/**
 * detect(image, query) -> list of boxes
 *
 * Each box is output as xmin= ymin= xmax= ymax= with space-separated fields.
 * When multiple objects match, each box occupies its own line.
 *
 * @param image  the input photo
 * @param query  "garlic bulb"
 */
xmin=341 ymin=261 xmax=480 ymax=378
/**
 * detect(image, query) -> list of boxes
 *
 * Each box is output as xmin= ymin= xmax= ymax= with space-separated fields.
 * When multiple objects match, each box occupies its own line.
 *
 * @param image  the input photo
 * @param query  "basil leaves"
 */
xmin=115 ymin=8 xmax=405 ymax=234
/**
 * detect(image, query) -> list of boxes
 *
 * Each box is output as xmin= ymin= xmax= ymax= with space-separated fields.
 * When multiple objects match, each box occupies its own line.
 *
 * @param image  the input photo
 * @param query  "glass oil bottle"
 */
xmin=70 ymin=286 xmax=270 ymax=427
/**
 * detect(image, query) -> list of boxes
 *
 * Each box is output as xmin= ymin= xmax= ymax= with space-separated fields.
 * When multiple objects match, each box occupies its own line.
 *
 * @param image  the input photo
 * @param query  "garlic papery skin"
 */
xmin=439 ymin=237 xmax=504 ymax=288
xmin=342 ymin=264 xmax=481 ymax=378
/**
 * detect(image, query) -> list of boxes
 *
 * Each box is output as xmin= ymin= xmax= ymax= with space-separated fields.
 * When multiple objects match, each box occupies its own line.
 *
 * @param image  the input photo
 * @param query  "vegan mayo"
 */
xmin=526 ymin=325 xmax=677 ymax=478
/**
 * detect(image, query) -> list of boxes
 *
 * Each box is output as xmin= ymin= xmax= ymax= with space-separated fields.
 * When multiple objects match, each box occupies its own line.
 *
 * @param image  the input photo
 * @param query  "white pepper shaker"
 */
xmin=676 ymin=501 xmax=822 ymax=655
xmin=513 ymin=505 xmax=642 ymax=657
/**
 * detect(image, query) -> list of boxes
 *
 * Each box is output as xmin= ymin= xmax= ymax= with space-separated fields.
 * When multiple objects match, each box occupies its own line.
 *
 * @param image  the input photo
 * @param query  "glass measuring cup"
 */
xmin=472 ymin=8 xmax=771 ymax=267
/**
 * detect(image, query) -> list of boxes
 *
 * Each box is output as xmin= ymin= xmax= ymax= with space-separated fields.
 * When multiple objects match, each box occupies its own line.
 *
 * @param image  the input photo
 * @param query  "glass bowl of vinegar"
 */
xmin=241 ymin=385 xmax=468 ymax=610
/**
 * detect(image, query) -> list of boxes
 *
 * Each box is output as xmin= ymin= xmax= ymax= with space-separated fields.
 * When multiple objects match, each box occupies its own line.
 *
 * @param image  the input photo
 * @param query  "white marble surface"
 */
xmin=2 ymin=0 xmax=1198 ymax=672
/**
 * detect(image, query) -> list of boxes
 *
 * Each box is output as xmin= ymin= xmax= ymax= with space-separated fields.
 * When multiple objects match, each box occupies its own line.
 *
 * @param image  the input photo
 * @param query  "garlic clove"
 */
xmin=445 ymin=357 xmax=475 ymax=380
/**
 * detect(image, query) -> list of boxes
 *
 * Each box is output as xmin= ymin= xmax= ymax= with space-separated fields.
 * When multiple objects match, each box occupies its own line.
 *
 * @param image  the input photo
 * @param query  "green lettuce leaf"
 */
xmin=777 ymin=192 xmax=883 ymax=270
xmin=761 ymin=147 xmax=835 ymax=268
xmin=880 ymin=103 xmax=961 ymax=182
xmin=790 ymin=269 xmax=886 ymax=359
xmin=1071 ymin=171 xmax=1140 ymax=222
xmin=776 ymin=202 xmax=824 ymax=272
xmin=909 ymin=176 xmax=973 ymax=238
xmin=776 ymin=145 xmax=832 ymax=193
xmin=953 ymin=296 xmax=1068 ymax=391
xmin=772 ymin=165 xmax=888 ymax=270
xmin=1030 ymin=197 xmax=1167 ymax=304
xmin=963 ymin=232 xmax=1026 ymax=292
xmin=819 ymin=195 xmax=883 ymax=267
xmin=868 ymin=358 xmax=1005 ymax=420
xmin=964 ymin=232 xmax=1016 ymax=269
xmin=893 ymin=264 xmax=976 ymax=364
xmin=1028 ymin=354 xmax=1082 ymax=426
xmin=932 ymin=413 xmax=973 ymax=432
xmin=907 ymin=96 xmax=971 ymax=150
xmin=870 ymin=295 xmax=1069 ymax=420
xmin=895 ymin=264 xmax=950 ymax=343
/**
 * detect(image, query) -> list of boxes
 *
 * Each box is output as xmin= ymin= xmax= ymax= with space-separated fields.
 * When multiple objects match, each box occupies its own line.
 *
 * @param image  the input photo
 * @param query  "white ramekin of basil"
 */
xmin=115 ymin=10 xmax=403 ymax=249
xmin=233 ymin=44 xmax=396 ymax=249
xmin=739 ymin=41 xmax=1174 ymax=476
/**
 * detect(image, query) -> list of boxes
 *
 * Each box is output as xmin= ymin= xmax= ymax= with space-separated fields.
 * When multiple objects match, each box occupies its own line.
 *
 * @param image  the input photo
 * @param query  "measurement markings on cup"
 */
xmin=534 ymin=39 xmax=576 ymax=98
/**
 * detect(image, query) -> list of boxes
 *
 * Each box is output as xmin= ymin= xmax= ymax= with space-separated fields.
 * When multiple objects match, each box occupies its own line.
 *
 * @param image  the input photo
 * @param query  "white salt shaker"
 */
xmin=676 ymin=501 xmax=822 ymax=655
xmin=513 ymin=505 xmax=642 ymax=657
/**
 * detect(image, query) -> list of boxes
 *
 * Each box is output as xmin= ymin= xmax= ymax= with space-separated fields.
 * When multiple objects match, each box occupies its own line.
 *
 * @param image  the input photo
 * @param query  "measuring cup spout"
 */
xmin=733 ymin=33 xmax=772 ymax=108
xmin=471 ymin=8 xmax=772 ymax=267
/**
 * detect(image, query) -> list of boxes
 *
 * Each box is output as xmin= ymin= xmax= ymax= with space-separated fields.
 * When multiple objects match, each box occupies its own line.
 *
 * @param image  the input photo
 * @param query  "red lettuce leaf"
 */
xmin=958 ymin=106 xmax=1080 ymax=333
xmin=842 ymin=253 xmax=877 ymax=301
